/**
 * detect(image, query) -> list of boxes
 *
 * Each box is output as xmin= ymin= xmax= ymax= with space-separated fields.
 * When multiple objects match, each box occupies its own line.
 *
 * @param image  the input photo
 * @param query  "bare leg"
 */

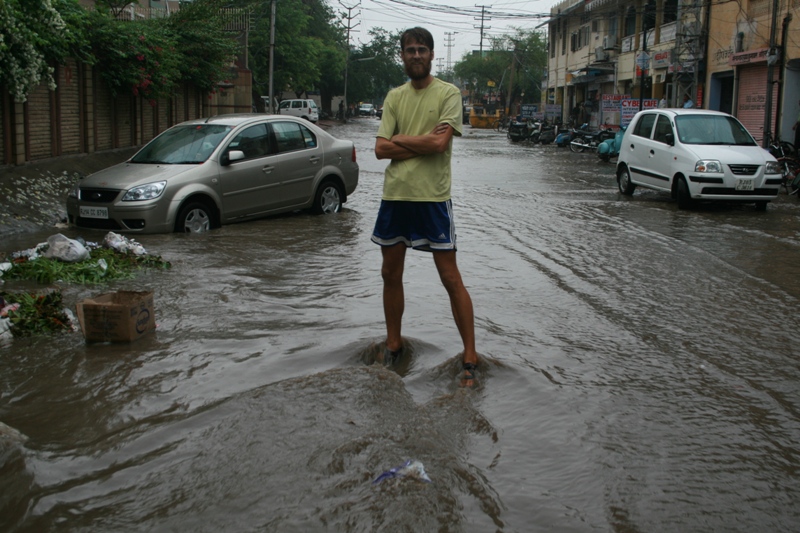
xmin=432 ymin=251 xmax=478 ymax=385
xmin=381 ymin=244 xmax=407 ymax=353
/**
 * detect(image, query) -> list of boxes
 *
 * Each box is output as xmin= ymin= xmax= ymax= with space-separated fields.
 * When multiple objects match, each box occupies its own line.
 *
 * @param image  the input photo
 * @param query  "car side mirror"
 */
xmin=221 ymin=150 xmax=245 ymax=166
xmin=665 ymin=133 xmax=675 ymax=146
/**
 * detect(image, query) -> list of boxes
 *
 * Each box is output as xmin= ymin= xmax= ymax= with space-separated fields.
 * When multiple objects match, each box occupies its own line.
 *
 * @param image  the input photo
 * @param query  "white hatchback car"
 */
xmin=278 ymin=99 xmax=319 ymax=123
xmin=616 ymin=109 xmax=782 ymax=211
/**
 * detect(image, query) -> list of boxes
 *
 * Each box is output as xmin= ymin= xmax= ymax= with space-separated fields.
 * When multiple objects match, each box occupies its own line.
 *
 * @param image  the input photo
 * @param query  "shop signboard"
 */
xmin=620 ymin=98 xmax=659 ymax=126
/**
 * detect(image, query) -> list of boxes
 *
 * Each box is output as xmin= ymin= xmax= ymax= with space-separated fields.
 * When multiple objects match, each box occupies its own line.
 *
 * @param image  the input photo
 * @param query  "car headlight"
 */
xmin=765 ymin=161 xmax=781 ymax=175
xmin=695 ymin=160 xmax=723 ymax=173
xmin=122 ymin=181 xmax=167 ymax=201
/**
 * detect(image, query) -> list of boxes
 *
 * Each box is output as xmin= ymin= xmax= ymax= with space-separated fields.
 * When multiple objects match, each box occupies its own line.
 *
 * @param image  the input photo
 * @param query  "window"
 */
xmin=228 ymin=124 xmax=272 ymax=160
xmin=663 ymin=0 xmax=678 ymax=24
xmin=653 ymin=115 xmax=673 ymax=144
xmin=292 ymin=101 xmax=303 ymax=109
xmin=633 ymin=113 xmax=657 ymax=138
xmin=624 ymin=6 xmax=637 ymax=37
xmin=272 ymin=121 xmax=313 ymax=153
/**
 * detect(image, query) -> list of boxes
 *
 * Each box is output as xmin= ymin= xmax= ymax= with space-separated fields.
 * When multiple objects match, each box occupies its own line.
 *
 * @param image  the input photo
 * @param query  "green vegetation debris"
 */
xmin=1 ymin=291 xmax=73 ymax=338
xmin=2 ymin=247 xmax=170 ymax=284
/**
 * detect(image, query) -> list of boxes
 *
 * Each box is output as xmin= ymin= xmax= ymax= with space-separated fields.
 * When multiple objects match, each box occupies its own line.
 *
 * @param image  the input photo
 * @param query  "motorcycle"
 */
xmin=569 ymin=125 xmax=615 ymax=153
xmin=538 ymin=121 xmax=559 ymax=144
xmin=597 ymin=125 xmax=627 ymax=162
xmin=507 ymin=119 xmax=537 ymax=143
xmin=556 ymin=123 xmax=588 ymax=147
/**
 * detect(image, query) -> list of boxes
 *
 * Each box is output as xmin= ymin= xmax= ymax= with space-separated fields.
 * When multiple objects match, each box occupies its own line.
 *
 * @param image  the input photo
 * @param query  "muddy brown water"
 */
xmin=2 ymin=119 xmax=800 ymax=532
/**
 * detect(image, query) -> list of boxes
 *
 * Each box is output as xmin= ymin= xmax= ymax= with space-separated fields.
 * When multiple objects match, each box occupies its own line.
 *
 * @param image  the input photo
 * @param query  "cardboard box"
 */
xmin=76 ymin=291 xmax=155 ymax=343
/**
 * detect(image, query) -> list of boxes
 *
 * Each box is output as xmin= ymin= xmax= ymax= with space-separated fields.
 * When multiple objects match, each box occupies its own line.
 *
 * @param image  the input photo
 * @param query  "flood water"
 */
xmin=2 ymin=119 xmax=800 ymax=532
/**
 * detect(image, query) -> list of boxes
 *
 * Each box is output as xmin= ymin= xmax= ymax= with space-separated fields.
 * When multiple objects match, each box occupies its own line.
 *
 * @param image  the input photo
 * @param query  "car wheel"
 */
xmin=755 ymin=201 xmax=768 ymax=212
xmin=618 ymin=167 xmax=636 ymax=195
xmin=676 ymin=177 xmax=693 ymax=210
xmin=312 ymin=180 xmax=343 ymax=214
xmin=176 ymin=200 xmax=214 ymax=233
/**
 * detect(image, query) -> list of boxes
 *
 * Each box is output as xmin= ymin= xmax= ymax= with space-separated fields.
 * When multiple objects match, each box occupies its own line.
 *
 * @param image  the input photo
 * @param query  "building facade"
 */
xmin=546 ymin=0 xmax=800 ymax=144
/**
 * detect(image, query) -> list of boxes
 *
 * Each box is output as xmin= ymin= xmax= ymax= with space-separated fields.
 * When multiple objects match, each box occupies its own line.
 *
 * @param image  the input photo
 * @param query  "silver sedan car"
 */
xmin=66 ymin=114 xmax=359 ymax=234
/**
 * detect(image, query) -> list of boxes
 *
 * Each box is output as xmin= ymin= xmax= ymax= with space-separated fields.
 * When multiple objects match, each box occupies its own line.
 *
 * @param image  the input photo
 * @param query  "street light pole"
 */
xmin=340 ymin=1 xmax=360 ymax=123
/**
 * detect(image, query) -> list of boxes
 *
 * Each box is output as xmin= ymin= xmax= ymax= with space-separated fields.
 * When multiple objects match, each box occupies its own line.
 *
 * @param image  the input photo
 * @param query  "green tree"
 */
xmin=0 ymin=0 xmax=90 ymax=102
xmin=247 ymin=0 xmax=344 ymax=106
xmin=346 ymin=28 xmax=406 ymax=105
xmin=453 ymin=29 xmax=547 ymax=109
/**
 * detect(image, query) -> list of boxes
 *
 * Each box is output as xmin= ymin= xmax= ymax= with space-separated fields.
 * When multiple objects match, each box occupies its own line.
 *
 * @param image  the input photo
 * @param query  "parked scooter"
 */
xmin=507 ymin=119 xmax=536 ymax=142
xmin=539 ymin=121 xmax=559 ymax=144
xmin=597 ymin=125 xmax=627 ymax=162
xmin=569 ymin=125 xmax=615 ymax=153
xmin=556 ymin=123 xmax=587 ymax=147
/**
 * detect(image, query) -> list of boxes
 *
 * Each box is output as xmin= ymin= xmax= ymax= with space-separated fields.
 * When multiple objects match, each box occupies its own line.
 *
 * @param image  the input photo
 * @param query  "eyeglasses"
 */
xmin=403 ymin=46 xmax=430 ymax=56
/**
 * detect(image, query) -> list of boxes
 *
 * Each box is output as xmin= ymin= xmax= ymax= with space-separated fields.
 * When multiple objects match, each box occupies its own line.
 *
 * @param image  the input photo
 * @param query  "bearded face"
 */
xmin=401 ymin=41 xmax=433 ymax=81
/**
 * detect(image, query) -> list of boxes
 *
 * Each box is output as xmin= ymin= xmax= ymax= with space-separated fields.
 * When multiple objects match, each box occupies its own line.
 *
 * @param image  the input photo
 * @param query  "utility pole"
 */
xmin=339 ymin=1 xmax=360 ymax=123
xmin=268 ymin=0 xmax=276 ymax=113
xmin=505 ymin=45 xmax=517 ymax=117
xmin=474 ymin=5 xmax=491 ymax=55
xmin=444 ymin=31 xmax=458 ymax=80
xmin=762 ymin=0 xmax=780 ymax=147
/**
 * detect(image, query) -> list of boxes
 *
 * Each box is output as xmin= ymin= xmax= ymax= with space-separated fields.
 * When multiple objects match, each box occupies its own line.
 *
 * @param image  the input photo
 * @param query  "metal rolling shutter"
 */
xmin=736 ymin=64 xmax=777 ymax=143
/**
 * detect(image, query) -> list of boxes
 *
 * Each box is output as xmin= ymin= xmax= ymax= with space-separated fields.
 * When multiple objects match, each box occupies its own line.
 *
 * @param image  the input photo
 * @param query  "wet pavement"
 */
xmin=1 ymin=118 xmax=800 ymax=532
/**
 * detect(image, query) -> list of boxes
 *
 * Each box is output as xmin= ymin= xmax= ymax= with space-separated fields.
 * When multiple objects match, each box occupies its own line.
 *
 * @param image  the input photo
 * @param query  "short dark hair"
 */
xmin=400 ymin=27 xmax=434 ymax=52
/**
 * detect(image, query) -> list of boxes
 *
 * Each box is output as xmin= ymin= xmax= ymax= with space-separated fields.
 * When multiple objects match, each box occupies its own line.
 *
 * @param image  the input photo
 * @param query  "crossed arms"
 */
xmin=375 ymin=123 xmax=454 ymax=161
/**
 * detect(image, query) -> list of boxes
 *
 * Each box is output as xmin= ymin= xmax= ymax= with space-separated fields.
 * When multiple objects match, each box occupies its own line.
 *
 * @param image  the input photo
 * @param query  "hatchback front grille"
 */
xmin=79 ymin=188 xmax=121 ymax=203
xmin=728 ymin=165 xmax=759 ymax=176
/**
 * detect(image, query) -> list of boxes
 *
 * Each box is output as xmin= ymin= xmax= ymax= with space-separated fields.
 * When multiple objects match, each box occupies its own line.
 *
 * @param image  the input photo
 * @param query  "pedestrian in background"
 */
xmin=683 ymin=95 xmax=694 ymax=108
xmin=371 ymin=27 xmax=479 ymax=387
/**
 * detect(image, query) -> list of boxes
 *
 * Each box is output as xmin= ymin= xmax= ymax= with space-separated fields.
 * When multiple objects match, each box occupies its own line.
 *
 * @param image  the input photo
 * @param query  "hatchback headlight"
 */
xmin=695 ymin=160 xmax=722 ymax=173
xmin=765 ymin=161 xmax=781 ymax=175
xmin=122 ymin=181 xmax=166 ymax=201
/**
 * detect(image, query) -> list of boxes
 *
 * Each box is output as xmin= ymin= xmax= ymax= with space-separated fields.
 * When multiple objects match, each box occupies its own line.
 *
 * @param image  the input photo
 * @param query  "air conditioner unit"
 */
xmin=602 ymin=35 xmax=615 ymax=50
xmin=596 ymin=47 xmax=609 ymax=62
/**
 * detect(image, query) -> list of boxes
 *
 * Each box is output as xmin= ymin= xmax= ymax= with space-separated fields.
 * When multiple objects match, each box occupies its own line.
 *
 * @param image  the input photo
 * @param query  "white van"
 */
xmin=616 ymin=109 xmax=782 ymax=211
xmin=278 ymin=99 xmax=319 ymax=123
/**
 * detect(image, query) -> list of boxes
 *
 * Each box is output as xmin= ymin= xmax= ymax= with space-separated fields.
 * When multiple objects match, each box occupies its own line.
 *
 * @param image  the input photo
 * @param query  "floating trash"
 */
xmin=373 ymin=460 xmax=432 ymax=484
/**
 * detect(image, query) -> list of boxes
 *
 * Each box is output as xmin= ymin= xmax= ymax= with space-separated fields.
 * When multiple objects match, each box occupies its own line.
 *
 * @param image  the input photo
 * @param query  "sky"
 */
xmin=340 ymin=0 xmax=563 ymax=73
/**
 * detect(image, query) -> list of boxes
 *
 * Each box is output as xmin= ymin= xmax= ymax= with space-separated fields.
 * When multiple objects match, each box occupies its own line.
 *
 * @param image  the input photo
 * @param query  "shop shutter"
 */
xmin=736 ymin=64 xmax=777 ymax=143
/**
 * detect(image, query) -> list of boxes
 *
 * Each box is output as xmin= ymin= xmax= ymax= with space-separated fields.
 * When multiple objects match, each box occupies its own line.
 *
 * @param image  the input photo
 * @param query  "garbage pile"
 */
xmin=0 ymin=232 xmax=169 ymax=342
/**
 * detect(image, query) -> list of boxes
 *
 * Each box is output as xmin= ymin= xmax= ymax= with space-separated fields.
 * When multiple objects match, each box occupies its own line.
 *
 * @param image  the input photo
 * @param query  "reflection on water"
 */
xmin=2 ymin=120 xmax=800 ymax=532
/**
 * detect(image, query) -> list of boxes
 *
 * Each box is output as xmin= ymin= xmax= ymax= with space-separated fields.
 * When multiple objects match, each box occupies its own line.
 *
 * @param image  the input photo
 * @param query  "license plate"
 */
xmin=735 ymin=179 xmax=754 ymax=191
xmin=80 ymin=206 xmax=109 ymax=219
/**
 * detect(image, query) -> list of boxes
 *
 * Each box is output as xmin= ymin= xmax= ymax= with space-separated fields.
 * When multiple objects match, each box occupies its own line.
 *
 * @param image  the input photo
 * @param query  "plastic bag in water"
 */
xmin=43 ymin=234 xmax=90 ymax=263
xmin=372 ymin=459 xmax=432 ymax=484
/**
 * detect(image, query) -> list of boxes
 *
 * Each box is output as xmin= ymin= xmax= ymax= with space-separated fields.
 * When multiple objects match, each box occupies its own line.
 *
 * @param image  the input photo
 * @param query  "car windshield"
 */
xmin=131 ymin=125 xmax=232 ymax=164
xmin=675 ymin=115 xmax=757 ymax=146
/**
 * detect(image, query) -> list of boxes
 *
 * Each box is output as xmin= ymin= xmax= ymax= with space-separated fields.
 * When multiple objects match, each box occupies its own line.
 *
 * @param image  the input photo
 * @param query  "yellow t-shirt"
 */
xmin=377 ymin=78 xmax=463 ymax=201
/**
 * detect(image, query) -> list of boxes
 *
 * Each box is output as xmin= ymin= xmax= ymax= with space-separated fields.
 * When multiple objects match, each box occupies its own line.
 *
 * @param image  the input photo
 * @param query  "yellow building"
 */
xmin=705 ymin=0 xmax=800 ymax=144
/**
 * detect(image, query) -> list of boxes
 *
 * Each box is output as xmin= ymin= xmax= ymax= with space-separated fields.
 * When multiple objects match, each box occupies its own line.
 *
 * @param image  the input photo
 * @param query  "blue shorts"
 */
xmin=371 ymin=200 xmax=457 ymax=252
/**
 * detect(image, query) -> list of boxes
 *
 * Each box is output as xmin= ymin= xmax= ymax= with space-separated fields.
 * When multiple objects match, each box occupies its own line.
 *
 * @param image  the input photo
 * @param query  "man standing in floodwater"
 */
xmin=371 ymin=27 xmax=479 ymax=386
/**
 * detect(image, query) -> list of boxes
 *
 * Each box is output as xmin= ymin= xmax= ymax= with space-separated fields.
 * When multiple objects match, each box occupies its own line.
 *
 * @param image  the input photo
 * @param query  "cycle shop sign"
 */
xmin=620 ymin=98 xmax=659 ymax=126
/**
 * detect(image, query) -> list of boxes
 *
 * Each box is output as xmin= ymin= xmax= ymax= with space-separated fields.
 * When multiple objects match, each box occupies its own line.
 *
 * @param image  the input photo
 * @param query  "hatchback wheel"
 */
xmin=312 ymin=180 xmax=343 ymax=214
xmin=176 ymin=201 xmax=214 ymax=233
xmin=676 ymin=177 xmax=694 ymax=210
xmin=618 ymin=167 xmax=636 ymax=195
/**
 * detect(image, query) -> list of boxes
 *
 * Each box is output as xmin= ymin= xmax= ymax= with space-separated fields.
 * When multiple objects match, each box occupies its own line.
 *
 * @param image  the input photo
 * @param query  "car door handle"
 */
xmin=650 ymin=149 xmax=655 ymax=155
xmin=262 ymin=165 xmax=274 ymax=173
xmin=630 ymin=144 xmax=635 ymax=149
xmin=309 ymin=156 xmax=320 ymax=164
